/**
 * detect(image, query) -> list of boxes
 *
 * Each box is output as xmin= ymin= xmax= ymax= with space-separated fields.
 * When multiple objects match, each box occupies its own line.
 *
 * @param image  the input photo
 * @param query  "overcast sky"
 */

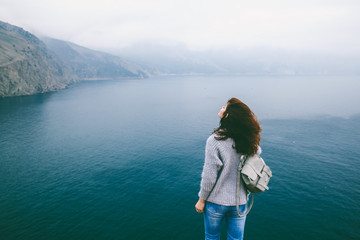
xmin=1 ymin=0 xmax=360 ymax=54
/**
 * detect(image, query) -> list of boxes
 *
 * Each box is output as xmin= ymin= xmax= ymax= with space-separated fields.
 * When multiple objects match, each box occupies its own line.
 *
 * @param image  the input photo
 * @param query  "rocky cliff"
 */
xmin=0 ymin=21 xmax=77 ymax=97
xmin=0 ymin=21 xmax=149 ymax=97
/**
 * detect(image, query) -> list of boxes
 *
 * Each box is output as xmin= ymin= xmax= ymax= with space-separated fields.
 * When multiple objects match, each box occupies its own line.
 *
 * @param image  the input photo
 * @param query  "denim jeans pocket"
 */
xmin=206 ymin=202 xmax=223 ymax=216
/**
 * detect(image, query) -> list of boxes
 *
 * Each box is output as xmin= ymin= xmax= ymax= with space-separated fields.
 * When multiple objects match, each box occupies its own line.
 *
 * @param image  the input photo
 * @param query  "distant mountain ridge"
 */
xmin=115 ymin=42 xmax=360 ymax=76
xmin=42 ymin=37 xmax=148 ymax=80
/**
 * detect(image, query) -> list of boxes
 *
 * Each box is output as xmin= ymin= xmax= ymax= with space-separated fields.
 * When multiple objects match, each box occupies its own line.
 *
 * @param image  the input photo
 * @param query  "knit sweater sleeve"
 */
xmin=198 ymin=135 xmax=224 ymax=200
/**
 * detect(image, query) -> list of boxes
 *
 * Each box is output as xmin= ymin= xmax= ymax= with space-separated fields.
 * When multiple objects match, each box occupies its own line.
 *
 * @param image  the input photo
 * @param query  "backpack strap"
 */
xmin=236 ymin=155 xmax=254 ymax=217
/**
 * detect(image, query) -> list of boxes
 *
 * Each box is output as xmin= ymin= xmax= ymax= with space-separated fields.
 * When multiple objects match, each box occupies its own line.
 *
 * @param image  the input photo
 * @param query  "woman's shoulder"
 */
xmin=206 ymin=134 xmax=233 ymax=148
xmin=205 ymin=134 xmax=218 ymax=148
xmin=205 ymin=134 xmax=223 ymax=155
xmin=206 ymin=133 xmax=220 ymax=144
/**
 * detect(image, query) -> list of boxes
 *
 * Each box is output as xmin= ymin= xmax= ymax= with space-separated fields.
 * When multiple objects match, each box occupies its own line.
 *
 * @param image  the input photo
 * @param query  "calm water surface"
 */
xmin=1 ymin=75 xmax=359 ymax=239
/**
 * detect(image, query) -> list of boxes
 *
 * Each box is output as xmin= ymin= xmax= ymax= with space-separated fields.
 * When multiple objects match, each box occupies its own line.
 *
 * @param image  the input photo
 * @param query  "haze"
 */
xmin=1 ymin=0 xmax=360 ymax=55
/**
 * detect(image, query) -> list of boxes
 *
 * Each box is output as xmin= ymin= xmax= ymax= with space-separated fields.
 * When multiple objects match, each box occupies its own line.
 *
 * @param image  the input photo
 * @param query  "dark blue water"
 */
xmin=1 ymin=75 xmax=359 ymax=239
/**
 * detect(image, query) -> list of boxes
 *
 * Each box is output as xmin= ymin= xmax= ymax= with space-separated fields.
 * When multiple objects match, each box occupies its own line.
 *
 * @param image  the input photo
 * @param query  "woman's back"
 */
xmin=199 ymin=134 xmax=248 ymax=206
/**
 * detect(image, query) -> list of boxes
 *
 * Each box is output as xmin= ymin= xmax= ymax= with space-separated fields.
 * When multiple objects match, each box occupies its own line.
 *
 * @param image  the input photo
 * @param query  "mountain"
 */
xmin=115 ymin=42 xmax=360 ymax=76
xmin=0 ymin=21 xmax=149 ymax=97
xmin=41 ymin=37 xmax=148 ymax=80
xmin=0 ymin=21 xmax=77 ymax=97
xmin=113 ymin=43 xmax=226 ymax=75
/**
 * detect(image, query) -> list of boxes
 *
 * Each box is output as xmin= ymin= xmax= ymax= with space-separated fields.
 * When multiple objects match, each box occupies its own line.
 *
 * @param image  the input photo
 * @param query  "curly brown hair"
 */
xmin=213 ymin=98 xmax=261 ymax=155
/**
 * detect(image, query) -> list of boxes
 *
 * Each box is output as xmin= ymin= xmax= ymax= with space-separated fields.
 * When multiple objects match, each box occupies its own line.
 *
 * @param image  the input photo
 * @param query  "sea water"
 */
xmin=1 ymin=75 xmax=359 ymax=239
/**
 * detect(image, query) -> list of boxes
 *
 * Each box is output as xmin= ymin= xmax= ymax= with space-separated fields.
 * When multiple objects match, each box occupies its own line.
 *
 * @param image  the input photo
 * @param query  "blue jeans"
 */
xmin=204 ymin=202 xmax=247 ymax=240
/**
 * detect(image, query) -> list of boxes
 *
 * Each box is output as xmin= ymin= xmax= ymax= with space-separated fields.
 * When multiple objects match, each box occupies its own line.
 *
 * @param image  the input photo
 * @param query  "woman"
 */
xmin=195 ymin=97 xmax=261 ymax=240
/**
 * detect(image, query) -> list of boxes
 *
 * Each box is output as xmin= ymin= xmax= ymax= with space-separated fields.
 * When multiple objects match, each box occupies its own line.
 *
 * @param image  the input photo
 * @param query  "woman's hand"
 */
xmin=195 ymin=198 xmax=206 ymax=213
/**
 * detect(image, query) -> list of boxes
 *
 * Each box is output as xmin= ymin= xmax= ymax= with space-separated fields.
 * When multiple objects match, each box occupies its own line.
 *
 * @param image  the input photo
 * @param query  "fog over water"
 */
xmin=230 ymin=75 xmax=360 ymax=119
xmin=141 ymin=75 xmax=360 ymax=120
xmin=2 ymin=0 xmax=360 ymax=78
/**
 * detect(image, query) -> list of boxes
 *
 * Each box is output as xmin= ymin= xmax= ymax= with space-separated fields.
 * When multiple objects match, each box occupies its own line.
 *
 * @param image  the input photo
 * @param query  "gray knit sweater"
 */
xmin=199 ymin=134 xmax=261 ymax=206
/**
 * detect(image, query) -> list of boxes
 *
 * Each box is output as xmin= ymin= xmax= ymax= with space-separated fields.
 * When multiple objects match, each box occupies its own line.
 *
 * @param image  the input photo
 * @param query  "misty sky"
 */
xmin=1 ymin=0 xmax=360 ymax=54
